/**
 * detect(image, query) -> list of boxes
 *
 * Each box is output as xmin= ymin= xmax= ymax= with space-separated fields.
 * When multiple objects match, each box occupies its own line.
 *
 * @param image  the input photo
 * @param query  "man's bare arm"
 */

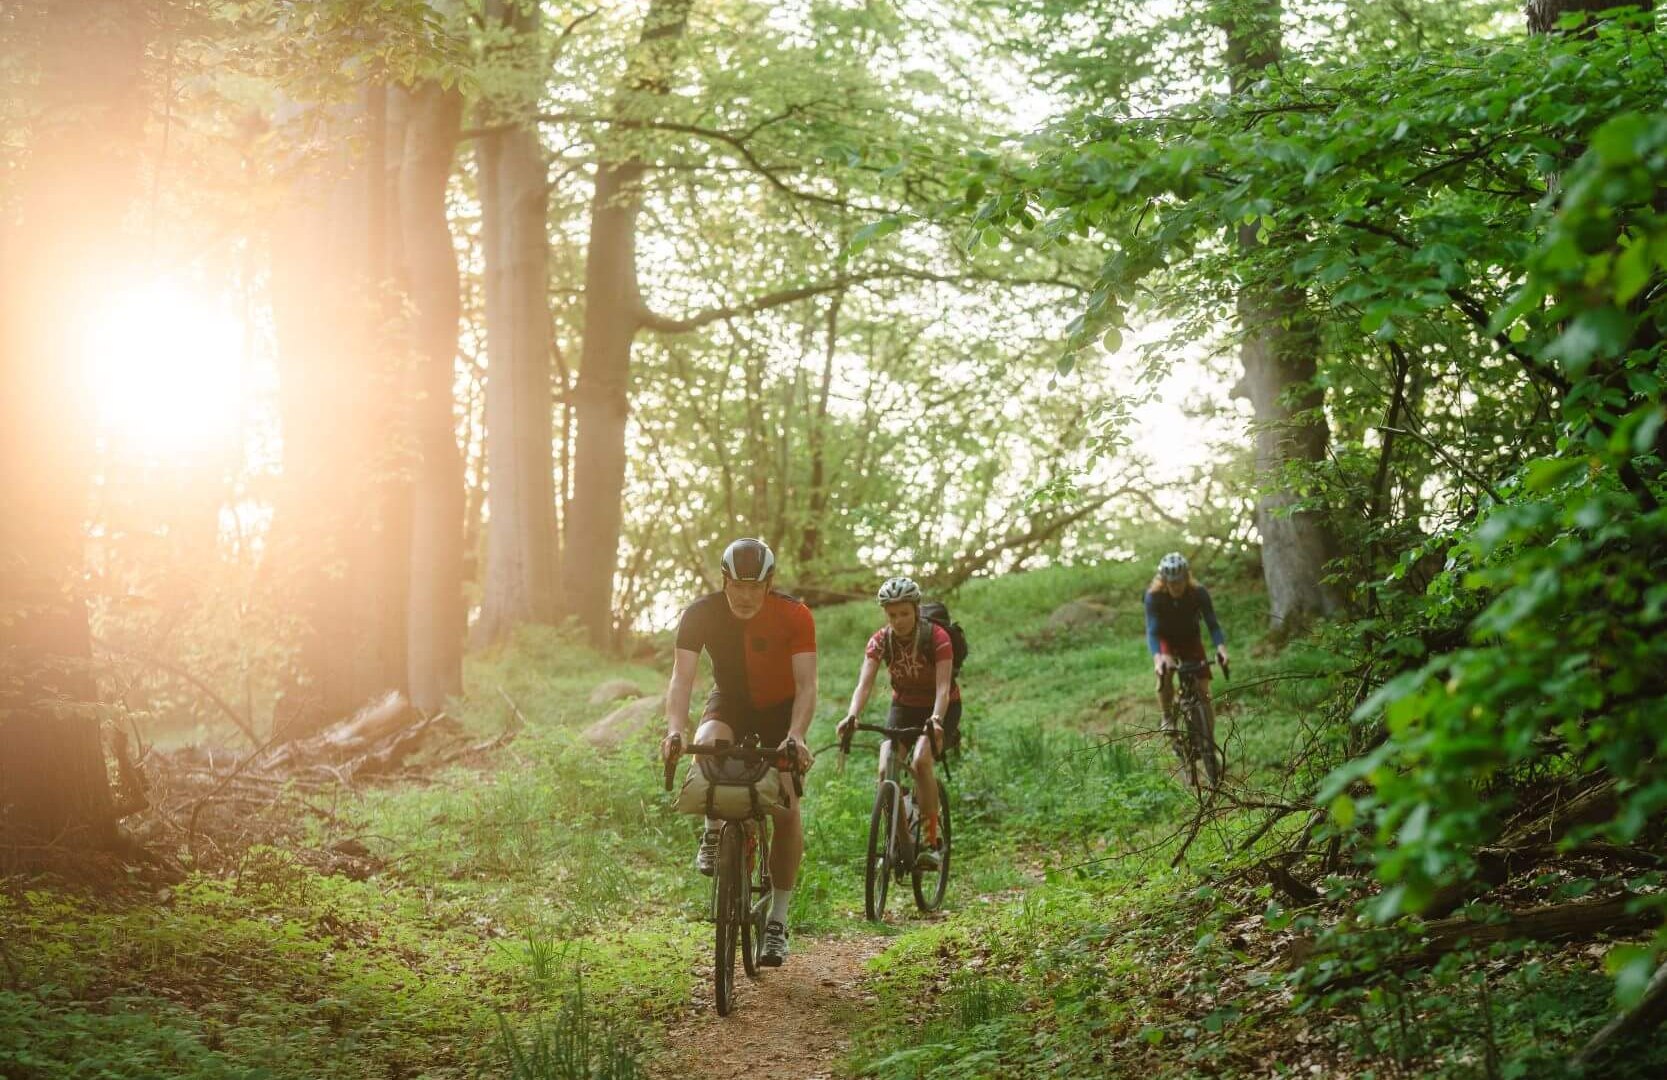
xmin=788 ymin=651 xmax=818 ymax=744
xmin=664 ymin=648 xmax=699 ymax=739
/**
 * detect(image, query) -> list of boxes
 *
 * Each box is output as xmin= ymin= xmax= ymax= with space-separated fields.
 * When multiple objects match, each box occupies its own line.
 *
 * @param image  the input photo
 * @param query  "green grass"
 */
xmin=7 ymin=556 xmax=1657 ymax=1079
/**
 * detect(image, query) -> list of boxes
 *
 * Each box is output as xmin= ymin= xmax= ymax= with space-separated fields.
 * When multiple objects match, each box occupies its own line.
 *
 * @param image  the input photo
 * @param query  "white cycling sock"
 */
xmin=769 ymin=887 xmax=793 ymax=926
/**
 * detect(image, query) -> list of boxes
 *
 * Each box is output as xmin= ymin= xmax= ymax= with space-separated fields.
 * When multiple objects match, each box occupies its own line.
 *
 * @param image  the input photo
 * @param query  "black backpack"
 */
xmin=884 ymin=600 xmax=969 ymax=676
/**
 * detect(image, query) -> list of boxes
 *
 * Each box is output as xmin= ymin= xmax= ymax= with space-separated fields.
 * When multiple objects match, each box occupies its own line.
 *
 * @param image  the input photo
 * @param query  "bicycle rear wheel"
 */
xmin=714 ymin=824 xmax=744 ymax=1015
xmin=865 ymin=781 xmax=896 ymax=922
xmin=911 ymin=778 xmax=951 ymax=912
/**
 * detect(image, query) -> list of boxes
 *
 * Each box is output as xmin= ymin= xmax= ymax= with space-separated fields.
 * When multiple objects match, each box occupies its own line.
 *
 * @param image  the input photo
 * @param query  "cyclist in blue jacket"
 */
xmin=1145 ymin=552 xmax=1228 ymax=774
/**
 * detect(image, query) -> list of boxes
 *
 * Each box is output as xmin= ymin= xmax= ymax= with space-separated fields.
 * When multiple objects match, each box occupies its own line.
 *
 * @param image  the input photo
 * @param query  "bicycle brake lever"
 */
xmin=662 ymin=734 xmax=682 ymax=792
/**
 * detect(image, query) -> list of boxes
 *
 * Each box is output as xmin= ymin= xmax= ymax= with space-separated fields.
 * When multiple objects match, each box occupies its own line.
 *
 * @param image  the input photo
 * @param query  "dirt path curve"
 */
xmin=653 ymin=935 xmax=882 ymax=1080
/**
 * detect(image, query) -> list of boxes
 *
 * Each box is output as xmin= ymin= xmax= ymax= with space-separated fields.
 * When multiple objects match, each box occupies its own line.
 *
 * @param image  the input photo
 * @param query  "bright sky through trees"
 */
xmin=80 ymin=281 xmax=246 ymax=457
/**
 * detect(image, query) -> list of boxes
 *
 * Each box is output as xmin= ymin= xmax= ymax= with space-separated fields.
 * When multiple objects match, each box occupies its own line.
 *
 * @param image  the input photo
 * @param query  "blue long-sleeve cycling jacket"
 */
xmin=1145 ymin=585 xmax=1226 ymax=655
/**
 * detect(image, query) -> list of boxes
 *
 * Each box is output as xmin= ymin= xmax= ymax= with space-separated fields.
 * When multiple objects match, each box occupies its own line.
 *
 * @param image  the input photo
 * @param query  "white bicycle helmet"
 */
xmin=876 ymin=576 xmax=923 ymax=606
xmin=1157 ymin=552 xmax=1189 ymax=582
xmin=720 ymin=538 xmax=775 ymax=582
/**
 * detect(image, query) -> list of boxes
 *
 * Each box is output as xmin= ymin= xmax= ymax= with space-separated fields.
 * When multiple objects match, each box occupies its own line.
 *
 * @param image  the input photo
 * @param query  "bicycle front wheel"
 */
xmin=741 ymin=821 xmax=769 ymax=979
xmin=1188 ymin=701 xmax=1220 ymax=790
xmin=865 ymin=781 xmax=896 ymax=922
xmin=912 ymin=778 xmax=951 ymax=913
xmin=714 ymin=824 xmax=744 ymax=1015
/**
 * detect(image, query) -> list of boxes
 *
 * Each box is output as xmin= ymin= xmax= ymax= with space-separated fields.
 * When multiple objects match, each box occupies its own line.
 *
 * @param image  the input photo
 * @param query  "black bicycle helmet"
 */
xmin=720 ymin=538 xmax=776 ymax=582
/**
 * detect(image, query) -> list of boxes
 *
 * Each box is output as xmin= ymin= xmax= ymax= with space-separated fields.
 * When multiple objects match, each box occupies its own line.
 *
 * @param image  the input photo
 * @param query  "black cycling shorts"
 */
xmin=700 ymin=688 xmax=795 ymax=747
xmin=887 ymin=699 xmax=962 ymax=751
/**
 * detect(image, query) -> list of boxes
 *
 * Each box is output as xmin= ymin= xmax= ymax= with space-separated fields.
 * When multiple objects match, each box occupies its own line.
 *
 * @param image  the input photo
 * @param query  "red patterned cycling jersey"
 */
xmin=865 ymin=622 xmax=962 ymax=708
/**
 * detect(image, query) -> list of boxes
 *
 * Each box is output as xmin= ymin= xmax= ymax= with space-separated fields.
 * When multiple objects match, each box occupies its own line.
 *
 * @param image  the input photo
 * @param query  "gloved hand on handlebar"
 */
xmin=835 ymin=715 xmax=857 ymax=742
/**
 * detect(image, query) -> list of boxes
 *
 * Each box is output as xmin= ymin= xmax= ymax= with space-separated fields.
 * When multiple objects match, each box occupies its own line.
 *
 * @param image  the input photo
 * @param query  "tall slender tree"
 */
xmin=1218 ymin=0 xmax=1345 ymax=633
xmin=0 ymin=0 xmax=145 ymax=854
xmin=473 ymin=0 xmax=561 ymax=647
xmin=269 ymin=86 xmax=410 ymax=728
xmin=563 ymin=0 xmax=695 ymax=646
xmin=393 ymin=82 xmax=467 ymax=711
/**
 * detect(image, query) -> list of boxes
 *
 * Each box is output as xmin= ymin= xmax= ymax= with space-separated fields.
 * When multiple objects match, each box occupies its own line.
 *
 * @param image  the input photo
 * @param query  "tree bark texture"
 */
xmin=798 ymin=293 xmax=842 ymax=567
xmin=1527 ymin=0 xmax=1652 ymax=34
xmin=473 ymin=0 xmax=560 ymax=647
xmin=393 ymin=83 xmax=467 ymax=712
xmin=0 ymin=0 xmax=144 ymax=853
xmin=1220 ymin=0 xmax=1345 ymax=634
xmin=564 ymin=0 xmax=694 ymax=647
xmin=269 ymin=87 xmax=411 ymax=731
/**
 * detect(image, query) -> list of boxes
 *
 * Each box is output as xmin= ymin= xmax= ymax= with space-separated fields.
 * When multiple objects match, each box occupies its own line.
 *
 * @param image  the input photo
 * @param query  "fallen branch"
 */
xmin=1572 ymin=960 xmax=1667 ymax=1072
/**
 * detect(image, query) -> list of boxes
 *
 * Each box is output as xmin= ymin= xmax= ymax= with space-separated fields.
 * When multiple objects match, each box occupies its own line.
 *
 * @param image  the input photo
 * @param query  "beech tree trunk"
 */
xmin=1220 ymin=0 xmax=1344 ymax=635
xmin=563 ymin=0 xmax=694 ymax=647
xmin=473 ymin=0 xmax=560 ymax=647
xmin=1526 ymin=0 xmax=1651 ymax=33
xmin=270 ymin=87 xmax=410 ymax=730
xmin=799 ymin=293 xmax=842 ymax=567
xmin=0 ymin=0 xmax=144 ymax=854
xmin=394 ymin=83 xmax=466 ymax=711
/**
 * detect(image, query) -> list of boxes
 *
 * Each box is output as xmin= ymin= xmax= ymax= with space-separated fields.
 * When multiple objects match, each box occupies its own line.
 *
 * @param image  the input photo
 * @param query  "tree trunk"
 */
xmin=473 ymin=0 xmax=560 ymax=647
xmin=269 ymin=87 xmax=410 ymax=730
xmin=1526 ymin=0 xmax=1651 ymax=33
xmin=393 ymin=82 xmax=466 ymax=712
xmin=0 ymin=0 xmax=144 ymax=855
xmin=1220 ymin=0 xmax=1345 ymax=636
xmin=799 ymin=292 xmax=842 ymax=566
xmin=563 ymin=0 xmax=694 ymax=647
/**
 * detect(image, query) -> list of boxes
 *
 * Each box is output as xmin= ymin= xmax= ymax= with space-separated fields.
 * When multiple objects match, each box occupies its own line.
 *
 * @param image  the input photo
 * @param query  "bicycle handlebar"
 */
xmin=838 ymin=722 xmax=933 ymax=756
xmin=661 ymin=735 xmax=805 ymax=797
xmin=1174 ymin=657 xmax=1230 ymax=680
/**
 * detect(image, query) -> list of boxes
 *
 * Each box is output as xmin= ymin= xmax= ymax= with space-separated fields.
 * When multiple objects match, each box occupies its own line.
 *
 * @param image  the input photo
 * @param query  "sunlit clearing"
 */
xmin=81 ymin=281 xmax=246 ymax=457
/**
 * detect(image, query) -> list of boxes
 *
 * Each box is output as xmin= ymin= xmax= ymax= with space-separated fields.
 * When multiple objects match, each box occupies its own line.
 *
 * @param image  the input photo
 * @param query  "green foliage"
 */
xmin=964 ymin=1 xmax=1667 ymax=1004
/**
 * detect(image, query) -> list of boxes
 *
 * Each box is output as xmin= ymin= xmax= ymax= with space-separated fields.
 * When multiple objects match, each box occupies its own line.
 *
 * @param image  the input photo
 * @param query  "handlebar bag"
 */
xmin=674 ymin=755 xmax=785 ymax=820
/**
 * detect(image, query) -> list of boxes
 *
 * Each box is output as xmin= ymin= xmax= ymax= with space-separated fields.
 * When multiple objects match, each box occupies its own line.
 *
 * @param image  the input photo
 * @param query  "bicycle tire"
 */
xmin=911 ymin=777 xmax=951 ymax=912
xmin=1183 ymin=695 xmax=1215 ymax=790
xmin=741 ymin=822 xmax=768 ymax=979
xmin=865 ymin=780 xmax=896 ymax=922
xmin=714 ymin=824 xmax=743 ymax=1015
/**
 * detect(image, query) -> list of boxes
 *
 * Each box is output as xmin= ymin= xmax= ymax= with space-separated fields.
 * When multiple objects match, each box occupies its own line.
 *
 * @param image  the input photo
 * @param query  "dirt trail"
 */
xmin=654 ymin=935 xmax=882 ymax=1080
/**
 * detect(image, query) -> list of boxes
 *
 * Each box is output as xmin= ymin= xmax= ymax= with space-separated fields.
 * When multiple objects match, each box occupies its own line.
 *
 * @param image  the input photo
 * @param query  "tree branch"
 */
xmin=638 ymin=275 xmax=870 ymax=334
xmin=538 ymin=111 xmax=887 ymax=212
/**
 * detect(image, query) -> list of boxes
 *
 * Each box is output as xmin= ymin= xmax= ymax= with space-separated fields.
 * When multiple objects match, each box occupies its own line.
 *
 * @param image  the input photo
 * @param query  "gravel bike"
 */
xmin=839 ymin=722 xmax=951 ymax=921
xmin=663 ymin=735 xmax=802 ymax=1016
xmin=1172 ymin=658 xmax=1228 ymax=792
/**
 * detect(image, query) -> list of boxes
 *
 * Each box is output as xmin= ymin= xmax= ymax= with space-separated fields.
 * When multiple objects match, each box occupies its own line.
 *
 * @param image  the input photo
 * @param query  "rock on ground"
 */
xmin=588 ymin=678 xmax=646 ymax=706
xmin=1046 ymin=598 xmax=1117 ymax=632
xmin=583 ymin=693 xmax=666 ymax=748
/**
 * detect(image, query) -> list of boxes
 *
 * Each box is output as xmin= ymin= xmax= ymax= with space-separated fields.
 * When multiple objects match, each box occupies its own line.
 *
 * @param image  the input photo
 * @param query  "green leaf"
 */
xmin=1592 ymin=112 xmax=1650 ymax=167
xmin=1613 ymin=239 xmax=1652 ymax=305
xmin=1605 ymin=945 xmax=1658 ymax=1010
xmin=1524 ymin=457 xmax=1584 ymax=492
xmin=1545 ymin=307 xmax=1635 ymax=376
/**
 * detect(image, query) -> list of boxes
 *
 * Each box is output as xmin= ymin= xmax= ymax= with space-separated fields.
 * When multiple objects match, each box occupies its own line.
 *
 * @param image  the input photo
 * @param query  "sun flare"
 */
xmin=80 ymin=280 xmax=247 ymax=457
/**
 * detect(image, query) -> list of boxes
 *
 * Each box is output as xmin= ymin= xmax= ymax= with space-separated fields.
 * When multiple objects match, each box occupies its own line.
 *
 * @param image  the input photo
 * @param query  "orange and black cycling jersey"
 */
xmin=674 ymin=591 xmax=816 ymax=709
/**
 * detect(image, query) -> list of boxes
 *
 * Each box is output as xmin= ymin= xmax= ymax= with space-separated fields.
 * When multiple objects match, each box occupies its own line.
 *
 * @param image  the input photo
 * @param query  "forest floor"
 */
xmin=4 ymin=560 xmax=1663 ymax=1079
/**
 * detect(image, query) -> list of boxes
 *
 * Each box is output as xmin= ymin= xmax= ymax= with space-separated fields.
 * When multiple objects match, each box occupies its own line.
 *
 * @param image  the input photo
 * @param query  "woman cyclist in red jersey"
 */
xmin=835 ymin=576 xmax=956 ymax=869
